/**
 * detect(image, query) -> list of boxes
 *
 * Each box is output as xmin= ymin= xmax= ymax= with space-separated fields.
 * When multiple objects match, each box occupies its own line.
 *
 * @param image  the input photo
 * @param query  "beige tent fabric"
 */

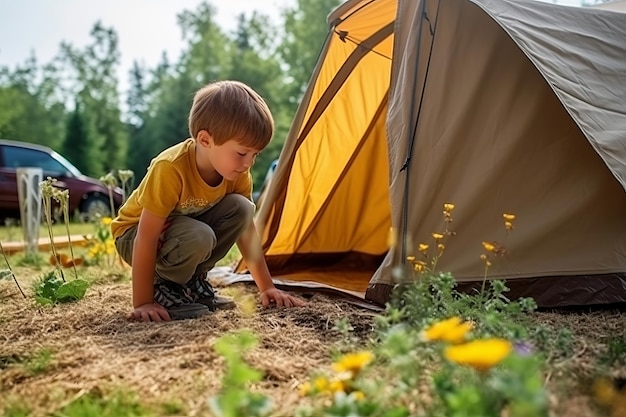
xmin=592 ymin=0 xmax=626 ymax=12
xmin=242 ymin=0 xmax=626 ymax=307
xmin=479 ymin=0 xmax=626 ymax=188
xmin=370 ymin=0 xmax=626 ymax=304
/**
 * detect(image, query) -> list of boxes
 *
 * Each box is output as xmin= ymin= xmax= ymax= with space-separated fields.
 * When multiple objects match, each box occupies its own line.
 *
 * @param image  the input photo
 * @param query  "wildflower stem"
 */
xmin=62 ymin=203 xmax=79 ymax=280
xmin=0 ymin=241 xmax=27 ymax=298
xmin=42 ymin=195 xmax=65 ymax=282
xmin=107 ymin=186 xmax=115 ymax=218
xmin=431 ymin=255 xmax=439 ymax=273
xmin=481 ymin=264 xmax=489 ymax=294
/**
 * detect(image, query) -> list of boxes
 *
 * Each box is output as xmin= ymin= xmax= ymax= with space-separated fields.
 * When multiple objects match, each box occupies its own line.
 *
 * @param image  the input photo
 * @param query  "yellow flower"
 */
xmin=418 ymin=243 xmax=429 ymax=253
xmin=421 ymin=317 xmax=473 ymax=344
xmin=503 ymin=213 xmax=516 ymax=221
xmin=432 ymin=233 xmax=444 ymax=241
xmin=101 ymin=217 xmax=113 ymax=225
xmin=444 ymin=339 xmax=512 ymax=371
xmin=406 ymin=255 xmax=416 ymax=262
xmin=443 ymin=203 xmax=455 ymax=212
xmin=299 ymin=382 xmax=312 ymax=396
xmin=312 ymin=376 xmax=330 ymax=392
xmin=505 ymin=221 xmax=514 ymax=231
xmin=351 ymin=391 xmax=366 ymax=401
xmin=332 ymin=351 xmax=374 ymax=376
xmin=482 ymin=241 xmax=496 ymax=252
xmin=329 ymin=379 xmax=346 ymax=393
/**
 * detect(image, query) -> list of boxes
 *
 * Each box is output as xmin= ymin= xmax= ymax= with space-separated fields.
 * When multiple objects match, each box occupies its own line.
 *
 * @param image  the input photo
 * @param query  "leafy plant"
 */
xmin=99 ymin=169 xmax=134 ymax=215
xmin=295 ymin=203 xmax=548 ymax=417
xmin=55 ymin=390 xmax=150 ymax=417
xmin=40 ymin=177 xmax=67 ymax=282
xmin=2 ymin=402 xmax=31 ymax=417
xmin=23 ymin=348 xmax=54 ymax=375
xmin=117 ymin=169 xmax=135 ymax=202
xmin=425 ymin=318 xmax=548 ymax=417
xmin=600 ymin=335 xmax=626 ymax=367
xmin=85 ymin=216 xmax=116 ymax=266
xmin=99 ymin=172 xmax=119 ymax=217
xmin=208 ymin=330 xmax=273 ymax=417
xmin=297 ymin=351 xmax=382 ymax=417
xmin=14 ymin=251 xmax=46 ymax=267
xmin=33 ymin=270 xmax=89 ymax=305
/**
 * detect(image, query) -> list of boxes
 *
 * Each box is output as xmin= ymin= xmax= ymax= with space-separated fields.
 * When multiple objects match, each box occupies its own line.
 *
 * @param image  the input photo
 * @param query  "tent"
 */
xmin=236 ymin=0 xmax=626 ymax=307
xmin=592 ymin=0 xmax=626 ymax=12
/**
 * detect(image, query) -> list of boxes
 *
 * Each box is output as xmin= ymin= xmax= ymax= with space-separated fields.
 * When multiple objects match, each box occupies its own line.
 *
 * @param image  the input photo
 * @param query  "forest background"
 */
xmin=0 ymin=0 xmax=612 ymax=193
xmin=0 ymin=0 xmax=341 ymax=192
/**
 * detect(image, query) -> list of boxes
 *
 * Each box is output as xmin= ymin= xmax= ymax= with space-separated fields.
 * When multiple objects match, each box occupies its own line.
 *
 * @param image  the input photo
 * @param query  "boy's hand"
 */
xmin=128 ymin=303 xmax=171 ymax=322
xmin=260 ymin=288 xmax=306 ymax=308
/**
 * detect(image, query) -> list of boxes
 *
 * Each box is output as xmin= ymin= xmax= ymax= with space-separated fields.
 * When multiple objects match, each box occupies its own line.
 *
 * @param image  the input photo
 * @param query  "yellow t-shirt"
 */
xmin=111 ymin=138 xmax=252 ymax=239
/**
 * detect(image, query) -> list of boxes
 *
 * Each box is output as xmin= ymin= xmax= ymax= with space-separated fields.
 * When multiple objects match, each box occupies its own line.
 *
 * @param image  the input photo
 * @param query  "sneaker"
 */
xmin=188 ymin=273 xmax=237 ymax=311
xmin=167 ymin=303 xmax=211 ymax=320
xmin=154 ymin=279 xmax=211 ymax=320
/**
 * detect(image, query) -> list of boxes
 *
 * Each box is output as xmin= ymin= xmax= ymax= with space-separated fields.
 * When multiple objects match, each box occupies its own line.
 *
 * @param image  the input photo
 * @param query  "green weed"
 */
xmin=13 ymin=251 xmax=46 ymax=267
xmin=23 ymin=348 xmax=54 ymax=375
xmin=53 ymin=390 xmax=150 ymax=417
xmin=217 ymin=245 xmax=242 ymax=267
xmin=33 ymin=270 xmax=89 ymax=305
xmin=84 ymin=216 xmax=116 ymax=267
xmin=295 ymin=204 xmax=548 ymax=416
xmin=2 ymin=402 xmax=31 ymax=417
xmin=601 ymin=335 xmax=626 ymax=366
xmin=208 ymin=330 xmax=273 ymax=417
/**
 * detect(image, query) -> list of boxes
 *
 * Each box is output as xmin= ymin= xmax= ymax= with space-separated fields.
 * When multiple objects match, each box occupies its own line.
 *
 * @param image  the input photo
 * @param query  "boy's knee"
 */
xmin=224 ymin=194 xmax=255 ymax=222
xmin=170 ymin=217 xmax=217 ymax=246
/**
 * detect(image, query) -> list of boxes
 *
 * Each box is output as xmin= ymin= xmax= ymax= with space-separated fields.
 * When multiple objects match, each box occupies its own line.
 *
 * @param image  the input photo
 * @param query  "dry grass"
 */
xmin=0 ymin=262 xmax=624 ymax=417
xmin=0 ymin=265 xmax=376 ymax=416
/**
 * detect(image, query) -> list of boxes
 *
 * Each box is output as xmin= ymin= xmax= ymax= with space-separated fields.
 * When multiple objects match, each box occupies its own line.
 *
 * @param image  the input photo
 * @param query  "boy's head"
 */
xmin=189 ymin=80 xmax=274 ymax=150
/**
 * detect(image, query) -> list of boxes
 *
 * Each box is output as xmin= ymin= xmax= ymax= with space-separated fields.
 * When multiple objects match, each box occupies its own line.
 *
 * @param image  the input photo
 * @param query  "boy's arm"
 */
xmin=129 ymin=209 xmax=171 ymax=321
xmin=237 ymin=221 xmax=305 ymax=308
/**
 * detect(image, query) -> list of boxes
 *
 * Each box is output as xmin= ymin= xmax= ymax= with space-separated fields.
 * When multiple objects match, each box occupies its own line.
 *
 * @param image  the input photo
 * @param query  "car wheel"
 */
xmin=80 ymin=195 xmax=112 ymax=222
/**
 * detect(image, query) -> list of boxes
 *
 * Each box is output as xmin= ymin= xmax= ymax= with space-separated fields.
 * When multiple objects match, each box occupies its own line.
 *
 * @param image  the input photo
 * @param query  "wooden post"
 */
xmin=16 ymin=168 xmax=43 ymax=255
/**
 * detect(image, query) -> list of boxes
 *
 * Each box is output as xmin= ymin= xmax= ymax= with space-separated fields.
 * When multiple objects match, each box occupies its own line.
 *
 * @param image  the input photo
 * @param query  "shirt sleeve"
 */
xmin=233 ymin=170 xmax=253 ymax=201
xmin=136 ymin=160 xmax=183 ymax=217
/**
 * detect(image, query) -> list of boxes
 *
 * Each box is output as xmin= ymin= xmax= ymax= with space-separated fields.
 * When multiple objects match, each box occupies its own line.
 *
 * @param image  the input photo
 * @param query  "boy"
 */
xmin=111 ymin=80 xmax=305 ymax=322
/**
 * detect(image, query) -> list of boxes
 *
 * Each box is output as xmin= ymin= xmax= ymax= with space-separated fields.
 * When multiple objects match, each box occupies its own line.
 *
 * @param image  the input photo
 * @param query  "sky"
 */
xmin=0 ymin=0 xmax=294 ymax=89
xmin=0 ymin=0 xmax=582 ymax=94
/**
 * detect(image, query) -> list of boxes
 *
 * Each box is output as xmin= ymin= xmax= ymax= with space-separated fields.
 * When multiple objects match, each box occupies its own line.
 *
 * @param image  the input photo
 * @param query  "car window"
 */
xmin=3 ymin=146 xmax=68 ymax=174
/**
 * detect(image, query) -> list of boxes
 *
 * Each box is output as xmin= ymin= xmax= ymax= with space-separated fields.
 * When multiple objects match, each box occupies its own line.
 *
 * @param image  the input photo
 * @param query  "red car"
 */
xmin=0 ymin=139 xmax=124 ymax=221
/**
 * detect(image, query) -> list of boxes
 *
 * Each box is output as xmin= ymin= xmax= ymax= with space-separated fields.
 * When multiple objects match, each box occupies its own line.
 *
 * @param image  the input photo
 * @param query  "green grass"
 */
xmin=218 ymin=245 xmax=242 ymax=267
xmin=23 ymin=348 xmax=54 ymax=375
xmin=55 ymin=391 xmax=151 ymax=417
xmin=0 ymin=221 xmax=96 ymax=243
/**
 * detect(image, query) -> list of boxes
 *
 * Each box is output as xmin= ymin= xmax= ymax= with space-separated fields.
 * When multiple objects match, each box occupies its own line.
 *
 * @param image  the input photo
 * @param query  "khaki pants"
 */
xmin=115 ymin=194 xmax=254 ymax=285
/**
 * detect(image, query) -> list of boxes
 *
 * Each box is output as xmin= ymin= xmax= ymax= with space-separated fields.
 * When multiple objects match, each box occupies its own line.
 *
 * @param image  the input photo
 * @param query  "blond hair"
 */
xmin=188 ymin=80 xmax=274 ymax=149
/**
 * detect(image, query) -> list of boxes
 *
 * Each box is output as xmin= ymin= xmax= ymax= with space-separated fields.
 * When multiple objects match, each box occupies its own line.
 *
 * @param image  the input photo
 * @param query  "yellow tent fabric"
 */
xmin=239 ymin=0 xmax=626 ymax=307
xmin=247 ymin=0 xmax=396 ymax=293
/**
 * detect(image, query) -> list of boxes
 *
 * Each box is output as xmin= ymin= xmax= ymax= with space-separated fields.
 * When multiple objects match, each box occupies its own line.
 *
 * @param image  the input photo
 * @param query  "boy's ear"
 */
xmin=196 ymin=130 xmax=214 ymax=147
